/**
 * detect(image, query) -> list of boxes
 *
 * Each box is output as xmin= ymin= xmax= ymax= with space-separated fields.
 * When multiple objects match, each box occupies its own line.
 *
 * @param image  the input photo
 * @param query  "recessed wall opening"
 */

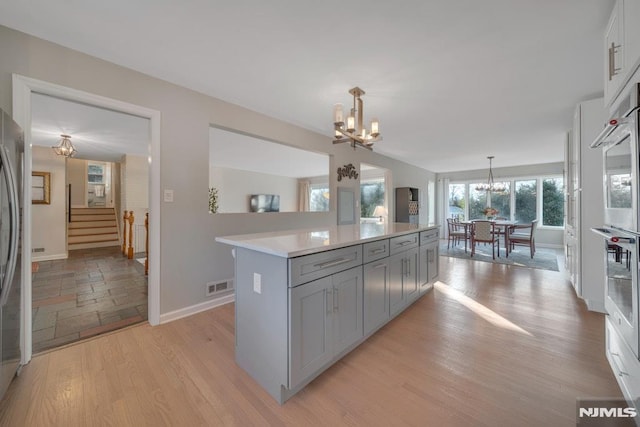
xmin=360 ymin=163 xmax=390 ymax=224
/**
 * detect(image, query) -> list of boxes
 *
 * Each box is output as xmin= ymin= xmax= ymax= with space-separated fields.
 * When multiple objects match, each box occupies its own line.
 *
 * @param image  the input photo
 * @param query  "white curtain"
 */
xmin=298 ymin=179 xmax=310 ymax=212
xmin=439 ymin=178 xmax=450 ymax=238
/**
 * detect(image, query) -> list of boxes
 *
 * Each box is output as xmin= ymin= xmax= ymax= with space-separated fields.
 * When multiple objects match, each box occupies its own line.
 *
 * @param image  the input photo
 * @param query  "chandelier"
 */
xmin=52 ymin=134 xmax=77 ymax=158
xmin=475 ymin=156 xmax=506 ymax=193
xmin=332 ymin=87 xmax=381 ymax=150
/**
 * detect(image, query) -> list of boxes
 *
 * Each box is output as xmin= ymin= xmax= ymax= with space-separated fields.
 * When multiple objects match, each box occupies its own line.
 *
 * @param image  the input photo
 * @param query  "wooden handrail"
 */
xmin=122 ymin=210 xmax=129 ymax=256
xmin=128 ymin=211 xmax=135 ymax=259
xmin=67 ymin=184 xmax=72 ymax=223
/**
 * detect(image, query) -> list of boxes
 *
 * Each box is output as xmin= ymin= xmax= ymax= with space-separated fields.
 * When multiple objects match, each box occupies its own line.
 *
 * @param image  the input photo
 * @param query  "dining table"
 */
xmin=459 ymin=219 xmax=518 ymax=257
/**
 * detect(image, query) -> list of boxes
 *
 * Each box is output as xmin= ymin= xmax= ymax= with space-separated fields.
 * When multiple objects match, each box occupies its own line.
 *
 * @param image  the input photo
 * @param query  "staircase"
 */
xmin=68 ymin=207 xmax=120 ymax=251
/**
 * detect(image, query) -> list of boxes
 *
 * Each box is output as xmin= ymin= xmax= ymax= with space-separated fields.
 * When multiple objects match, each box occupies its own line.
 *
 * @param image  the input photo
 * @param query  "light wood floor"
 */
xmin=0 ymin=256 xmax=622 ymax=426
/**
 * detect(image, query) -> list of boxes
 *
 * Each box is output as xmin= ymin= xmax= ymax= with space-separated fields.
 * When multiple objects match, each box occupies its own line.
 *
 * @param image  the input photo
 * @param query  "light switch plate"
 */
xmin=164 ymin=189 xmax=174 ymax=202
xmin=253 ymin=273 xmax=261 ymax=294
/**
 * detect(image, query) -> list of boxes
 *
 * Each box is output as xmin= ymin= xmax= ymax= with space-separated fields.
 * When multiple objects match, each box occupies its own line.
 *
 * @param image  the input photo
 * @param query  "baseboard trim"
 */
xmin=159 ymin=293 xmax=235 ymax=324
xmin=585 ymin=299 xmax=606 ymax=314
xmin=32 ymin=253 xmax=68 ymax=262
xmin=537 ymin=243 xmax=563 ymax=249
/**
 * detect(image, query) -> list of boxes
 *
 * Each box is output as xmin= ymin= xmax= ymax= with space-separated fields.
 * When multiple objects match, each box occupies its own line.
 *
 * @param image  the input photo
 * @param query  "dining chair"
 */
xmin=508 ymin=219 xmax=538 ymax=258
xmin=447 ymin=218 xmax=470 ymax=251
xmin=471 ymin=220 xmax=499 ymax=259
xmin=492 ymin=217 xmax=509 ymax=246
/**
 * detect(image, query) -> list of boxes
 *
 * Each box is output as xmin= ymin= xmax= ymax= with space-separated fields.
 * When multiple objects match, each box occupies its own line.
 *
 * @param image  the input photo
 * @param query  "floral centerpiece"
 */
xmin=483 ymin=207 xmax=498 ymax=218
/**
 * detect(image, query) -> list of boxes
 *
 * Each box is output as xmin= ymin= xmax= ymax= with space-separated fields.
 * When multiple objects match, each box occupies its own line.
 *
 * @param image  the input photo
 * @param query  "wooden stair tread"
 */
xmin=68 ymin=241 xmax=120 ymax=250
xmin=68 ymin=224 xmax=117 ymax=229
xmin=68 ymin=233 xmax=118 ymax=239
xmin=69 ymin=230 xmax=118 ymax=237
xmin=68 ymin=207 xmax=120 ymax=250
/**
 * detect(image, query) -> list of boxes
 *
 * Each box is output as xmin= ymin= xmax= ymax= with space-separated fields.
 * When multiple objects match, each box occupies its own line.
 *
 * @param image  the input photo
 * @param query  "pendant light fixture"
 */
xmin=475 ymin=156 xmax=506 ymax=193
xmin=52 ymin=134 xmax=77 ymax=158
xmin=332 ymin=87 xmax=381 ymax=150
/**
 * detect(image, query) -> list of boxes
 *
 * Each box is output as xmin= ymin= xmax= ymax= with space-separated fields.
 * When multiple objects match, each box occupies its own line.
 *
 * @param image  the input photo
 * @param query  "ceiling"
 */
xmin=31 ymin=93 xmax=149 ymax=162
xmin=0 ymin=1 xmax=614 ymax=172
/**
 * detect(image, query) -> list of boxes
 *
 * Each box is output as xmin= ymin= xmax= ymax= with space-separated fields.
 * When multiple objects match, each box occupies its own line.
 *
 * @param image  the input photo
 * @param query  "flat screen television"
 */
xmin=249 ymin=194 xmax=280 ymax=212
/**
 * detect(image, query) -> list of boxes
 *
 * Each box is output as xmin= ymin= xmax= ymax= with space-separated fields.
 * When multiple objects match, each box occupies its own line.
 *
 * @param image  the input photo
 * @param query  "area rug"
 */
xmin=439 ymin=240 xmax=560 ymax=271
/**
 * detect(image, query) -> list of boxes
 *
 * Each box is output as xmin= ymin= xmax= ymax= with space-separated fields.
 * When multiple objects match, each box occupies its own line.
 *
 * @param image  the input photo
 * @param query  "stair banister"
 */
xmin=127 ymin=211 xmax=135 ymax=259
xmin=122 ymin=210 xmax=129 ymax=256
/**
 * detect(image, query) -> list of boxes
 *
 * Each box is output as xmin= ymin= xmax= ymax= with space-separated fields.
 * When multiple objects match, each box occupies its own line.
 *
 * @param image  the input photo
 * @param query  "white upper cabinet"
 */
xmin=605 ymin=0 xmax=640 ymax=107
xmin=623 ymin=0 xmax=640 ymax=74
xmin=605 ymin=0 xmax=625 ymax=106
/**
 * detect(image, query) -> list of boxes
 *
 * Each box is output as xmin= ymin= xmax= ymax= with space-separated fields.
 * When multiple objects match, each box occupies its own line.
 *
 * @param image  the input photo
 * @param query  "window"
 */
xmin=88 ymin=164 xmax=104 ymax=184
xmin=515 ymin=179 xmax=537 ymax=223
xmin=361 ymin=178 xmax=385 ymax=218
xmin=448 ymin=174 xmax=564 ymax=228
xmin=309 ymin=184 xmax=330 ymax=212
xmin=468 ymin=185 xmax=488 ymax=220
xmin=489 ymin=182 xmax=510 ymax=218
xmin=542 ymin=177 xmax=564 ymax=226
xmin=448 ymin=183 xmax=466 ymax=220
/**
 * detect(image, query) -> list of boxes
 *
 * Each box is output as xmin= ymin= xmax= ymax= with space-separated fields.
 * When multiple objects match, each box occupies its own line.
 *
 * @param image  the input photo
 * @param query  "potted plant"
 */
xmin=209 ymin=187 xmax=219 ymax=214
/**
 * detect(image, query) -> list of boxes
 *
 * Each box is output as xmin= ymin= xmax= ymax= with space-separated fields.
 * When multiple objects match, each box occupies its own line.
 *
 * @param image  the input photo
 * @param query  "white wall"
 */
xmin=0 ymin=25 xmax=436 ymax=315
xmin=31 ymin=146 xmax=66 ymax=260
xmin=210 ymin=166 xmax=297 ymax=213
xmin=67 ymin=158 xmax=86 ymax=207
xmin=121 ymin=154 xmax=149 ymax=252
xmin=113 ymin=162 xmax=122 ymax=236
xmin=122 ymin=154 xmax=148 ymax=216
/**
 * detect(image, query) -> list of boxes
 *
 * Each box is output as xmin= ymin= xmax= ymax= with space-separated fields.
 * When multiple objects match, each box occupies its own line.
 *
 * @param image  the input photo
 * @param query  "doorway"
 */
xmin=13 ymin=75 xmax=161 ymax=364
xmin=86 ymin=162 xmax=111 ymax=208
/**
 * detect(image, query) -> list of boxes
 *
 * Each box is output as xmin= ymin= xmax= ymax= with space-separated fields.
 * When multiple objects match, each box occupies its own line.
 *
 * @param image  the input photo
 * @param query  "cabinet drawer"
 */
xmin=606 ymin=318 xmax=640 ymax=402
xmin=389 ymin=233 xmax=419 ymax=255
xmin=420 ymin=229 xmax=439 ymax=245
xmin=289 ymin=245 xmax=362 ymax=287
xmin=363 ymin=239 xmax=389 ymax=263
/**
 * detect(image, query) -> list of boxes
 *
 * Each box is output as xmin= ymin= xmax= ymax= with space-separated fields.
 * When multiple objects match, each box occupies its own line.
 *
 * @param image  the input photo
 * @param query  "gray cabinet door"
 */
xmin=404 ymin=247 xmax=419 ymax=303
xmin=332 ymin=267 xmax=363 ymax=355
xmin=419 ymin=242 xmax=438 ymax=294
xmin=419 ymin=245 xmax=429 ymax=292
xmin=390 ymin=248 xmax=420 ymax=315
xmin=364 ymin=259 xmax=390 ymax=336
xmin=389 ymin=252 xmax=405 ymax=315
xmin=427 ymin=242 xmax=438 ymax=284
xmin=289 ymin=276 xmax=333 ymax=389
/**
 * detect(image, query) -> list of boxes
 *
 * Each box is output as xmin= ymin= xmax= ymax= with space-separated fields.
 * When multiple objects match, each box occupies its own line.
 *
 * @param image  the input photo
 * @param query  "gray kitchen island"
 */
xmin=216 ymin=222 xmax=439 ymax=404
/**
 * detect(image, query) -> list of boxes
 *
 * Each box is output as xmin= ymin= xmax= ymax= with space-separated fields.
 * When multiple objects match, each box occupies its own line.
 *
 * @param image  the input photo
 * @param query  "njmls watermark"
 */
xmin=577 ymin=399 xmax=638 ymax=426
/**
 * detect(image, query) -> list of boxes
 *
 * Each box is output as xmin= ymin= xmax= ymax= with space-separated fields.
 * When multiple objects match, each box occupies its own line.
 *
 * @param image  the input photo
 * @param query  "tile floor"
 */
xmin=31 ymin=246 xmax=147 ymax=353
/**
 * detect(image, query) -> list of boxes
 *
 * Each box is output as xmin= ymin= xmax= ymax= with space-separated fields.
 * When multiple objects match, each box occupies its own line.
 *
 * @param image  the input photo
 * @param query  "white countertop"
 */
xmin=216 ymin=223 xmax=438 ymax=258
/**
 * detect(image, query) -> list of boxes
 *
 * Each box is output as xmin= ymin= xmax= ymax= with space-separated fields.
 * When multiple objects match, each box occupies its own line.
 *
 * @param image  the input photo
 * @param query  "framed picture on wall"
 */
xmin=32 ymin=171 xmax=51 ymax=204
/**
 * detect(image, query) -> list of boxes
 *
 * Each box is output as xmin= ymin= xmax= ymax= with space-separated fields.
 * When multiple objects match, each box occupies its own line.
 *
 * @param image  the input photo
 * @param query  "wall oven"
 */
xmin=592 ymin=227 xmax=639 ymax=358
xmin=591 ymin=106 xmax=640 ymax=232
xmin=591 ymin=86 xmax=640 ymax=360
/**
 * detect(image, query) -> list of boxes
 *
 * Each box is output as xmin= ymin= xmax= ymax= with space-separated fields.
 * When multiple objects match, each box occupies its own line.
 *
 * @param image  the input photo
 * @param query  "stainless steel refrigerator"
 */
xmin=0 ymin=108 xmax=23 ymax=399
